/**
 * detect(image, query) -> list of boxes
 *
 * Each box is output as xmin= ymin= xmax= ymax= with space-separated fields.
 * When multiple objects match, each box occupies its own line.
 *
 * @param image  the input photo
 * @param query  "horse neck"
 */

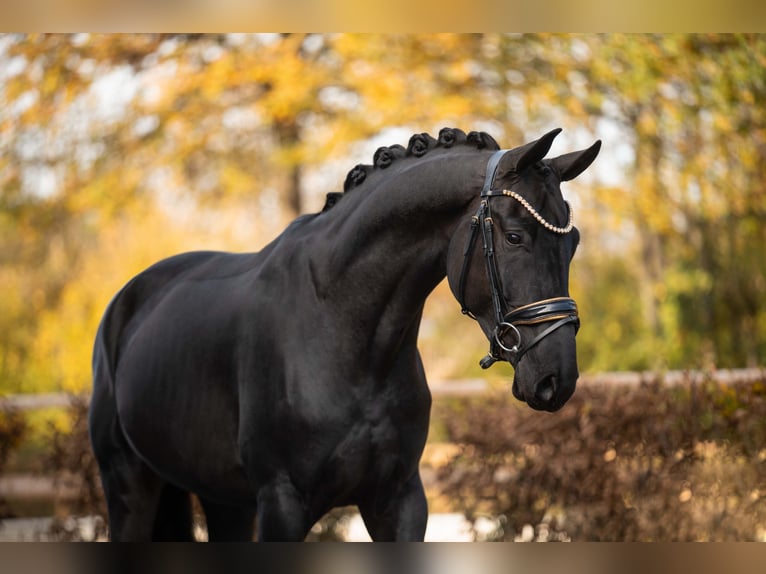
xmin=310 ymin=151 xmax=486 ymax=359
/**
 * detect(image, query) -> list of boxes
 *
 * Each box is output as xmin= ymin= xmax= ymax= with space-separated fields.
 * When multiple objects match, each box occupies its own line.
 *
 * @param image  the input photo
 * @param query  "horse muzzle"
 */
xmin=512 ymin=368 xmax=577 ymax=412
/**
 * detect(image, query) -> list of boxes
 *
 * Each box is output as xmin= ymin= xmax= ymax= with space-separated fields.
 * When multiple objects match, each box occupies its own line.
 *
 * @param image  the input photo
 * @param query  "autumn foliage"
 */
xmin=2 ymin=34 xmax=765 ymax=396
xmin=2 ymin=34 xmax=765 ymax=398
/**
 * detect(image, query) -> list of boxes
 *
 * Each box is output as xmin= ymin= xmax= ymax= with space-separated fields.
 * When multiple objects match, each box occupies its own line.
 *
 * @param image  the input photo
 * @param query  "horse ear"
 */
xmin=501 ymin=128 xmax=563 ymax=174
xmin=548 ymin=140 xmax=602 ymax=181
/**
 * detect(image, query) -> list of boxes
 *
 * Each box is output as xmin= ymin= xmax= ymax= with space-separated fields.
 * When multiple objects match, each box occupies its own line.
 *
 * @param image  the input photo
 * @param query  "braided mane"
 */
xmin=321 ymin=128 xmax=499 ymax=212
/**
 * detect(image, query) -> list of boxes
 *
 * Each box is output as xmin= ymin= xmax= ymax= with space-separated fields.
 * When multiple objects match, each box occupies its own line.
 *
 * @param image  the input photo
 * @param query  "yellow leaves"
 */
xmin=711 ymin=112 xmax=732 ymax=133
xmin=588 ymin=185 xmax=633 ymax=234
xmin=3 ymin=32 xmax=766 ymax=391
xmin=432 ymin=94 xmax=473 ymax=121
xmin=329 ymin=33 xmax=374 ymax=61
xmin=367 ymin=73 xmax=409 ymax=115
xmin=28 ymin=279 xmax=99 ymax=393
xmin=633 ymin=172 xmax=674 ymax=236
xmin=444 ymin=59 xmax=474 ymax=85
xmin=328 ymin=34 xmax=494 ymax=129
xmin=241 ymin=34 xmax=331 ymax=123
xmin=41 ymin=65 xmax=63 ymax=99
xmin=197 ymin=56 xmax=234 ymax=102
xmin=740 ymin=88 xmax=755 ymax=106
xmin=26 ymin=211 xmax=190 ymax=394
xmin=219 ymin=162 xmax=256 ymax=198
xmin=636 ymin=110 xmax=658 ymax=137
xmin=564 ymin=98 xmax=585 ymax=118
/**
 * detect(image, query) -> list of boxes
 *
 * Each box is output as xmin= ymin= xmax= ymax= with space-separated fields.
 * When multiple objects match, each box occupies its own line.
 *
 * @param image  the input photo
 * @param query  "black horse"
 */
xmin=89 ymin=127 xmax=600 ymax=541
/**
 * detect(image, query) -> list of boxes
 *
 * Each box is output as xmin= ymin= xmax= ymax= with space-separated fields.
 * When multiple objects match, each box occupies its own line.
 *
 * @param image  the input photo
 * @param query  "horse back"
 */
xmin=94 ymin=251 xmax=241 ymax=391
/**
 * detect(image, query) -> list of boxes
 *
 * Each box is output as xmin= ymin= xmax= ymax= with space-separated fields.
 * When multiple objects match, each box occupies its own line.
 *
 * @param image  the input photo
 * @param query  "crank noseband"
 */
xmin=457 ymin=149 xmax=580 ymax=370
xmin=482 ymin=297 xmax=580 ymax=369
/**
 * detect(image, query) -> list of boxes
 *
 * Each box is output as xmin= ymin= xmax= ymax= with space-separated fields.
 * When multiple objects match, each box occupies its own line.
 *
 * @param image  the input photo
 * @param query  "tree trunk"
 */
xmin=275 ymin=119 xmax=303 ymax=217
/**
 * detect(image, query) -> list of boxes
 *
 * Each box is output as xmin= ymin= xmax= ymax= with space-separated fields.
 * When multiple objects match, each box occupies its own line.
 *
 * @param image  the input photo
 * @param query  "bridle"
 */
xmin=456 ymin=149 xmax=580 ymax=370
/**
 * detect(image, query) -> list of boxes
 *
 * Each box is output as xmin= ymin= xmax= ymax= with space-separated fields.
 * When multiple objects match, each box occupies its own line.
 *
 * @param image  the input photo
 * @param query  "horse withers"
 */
xmin=89 ymin=127 xmax=600 ymax=541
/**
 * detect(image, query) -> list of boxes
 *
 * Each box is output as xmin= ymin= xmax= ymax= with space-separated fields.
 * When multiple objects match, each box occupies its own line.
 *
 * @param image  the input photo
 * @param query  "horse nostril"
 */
xmin=534 ymin=374 xmax=557 ymax=404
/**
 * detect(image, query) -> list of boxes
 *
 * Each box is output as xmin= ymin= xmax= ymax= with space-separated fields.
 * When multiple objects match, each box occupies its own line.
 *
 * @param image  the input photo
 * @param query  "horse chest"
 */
xmin=299 ymin=412 xmax=423 ymax=508
xmin=240 ymin=388 xmax=428 ymax=506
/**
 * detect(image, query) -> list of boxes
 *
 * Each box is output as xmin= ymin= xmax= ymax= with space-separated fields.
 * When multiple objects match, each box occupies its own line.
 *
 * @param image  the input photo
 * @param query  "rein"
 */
xmin=457 ymin=149 xmax=580 ymax=370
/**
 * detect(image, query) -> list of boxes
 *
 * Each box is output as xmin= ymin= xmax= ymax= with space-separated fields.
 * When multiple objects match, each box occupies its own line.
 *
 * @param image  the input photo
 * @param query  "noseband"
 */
xmin=456 ymin=149 xmax=580 ymax=370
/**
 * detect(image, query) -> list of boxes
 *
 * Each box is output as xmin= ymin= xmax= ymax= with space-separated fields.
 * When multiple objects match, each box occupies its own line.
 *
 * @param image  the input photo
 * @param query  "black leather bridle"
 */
xmin=456 ymin=149 xmax=580 ymax=370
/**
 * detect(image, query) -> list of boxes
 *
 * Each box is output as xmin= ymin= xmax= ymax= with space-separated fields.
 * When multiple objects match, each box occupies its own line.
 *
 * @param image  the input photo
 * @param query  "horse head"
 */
xmin=448 ymin=128 xmax=601 ymax=411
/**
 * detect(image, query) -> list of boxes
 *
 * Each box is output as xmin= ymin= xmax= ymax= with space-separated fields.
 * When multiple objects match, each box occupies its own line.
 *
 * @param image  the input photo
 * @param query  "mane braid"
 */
xmin=340 ymin=127 xmax=500 ymax=196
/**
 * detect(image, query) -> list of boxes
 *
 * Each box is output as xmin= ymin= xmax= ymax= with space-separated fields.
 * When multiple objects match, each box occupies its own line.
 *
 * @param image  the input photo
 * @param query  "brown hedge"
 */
xmin=435 ymin=376 xmax=766 ymax=541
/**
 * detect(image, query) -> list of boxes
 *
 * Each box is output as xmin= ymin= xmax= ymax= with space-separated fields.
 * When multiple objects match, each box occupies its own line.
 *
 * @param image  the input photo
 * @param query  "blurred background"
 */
xmin=1 ymin=33 xmax=765 ymax=541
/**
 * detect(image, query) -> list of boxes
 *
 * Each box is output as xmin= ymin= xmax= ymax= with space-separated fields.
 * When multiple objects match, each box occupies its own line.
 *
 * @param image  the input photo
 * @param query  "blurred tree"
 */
xmin=1 ymin=33 xmax=765 ymax=394
xmin=568 ymin=34 xmax=766 ymax=369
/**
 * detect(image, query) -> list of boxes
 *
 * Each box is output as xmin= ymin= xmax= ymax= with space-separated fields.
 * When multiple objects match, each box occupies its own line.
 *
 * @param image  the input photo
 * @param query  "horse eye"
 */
xmin=506 ymin=232 xmax=523 ymax=245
